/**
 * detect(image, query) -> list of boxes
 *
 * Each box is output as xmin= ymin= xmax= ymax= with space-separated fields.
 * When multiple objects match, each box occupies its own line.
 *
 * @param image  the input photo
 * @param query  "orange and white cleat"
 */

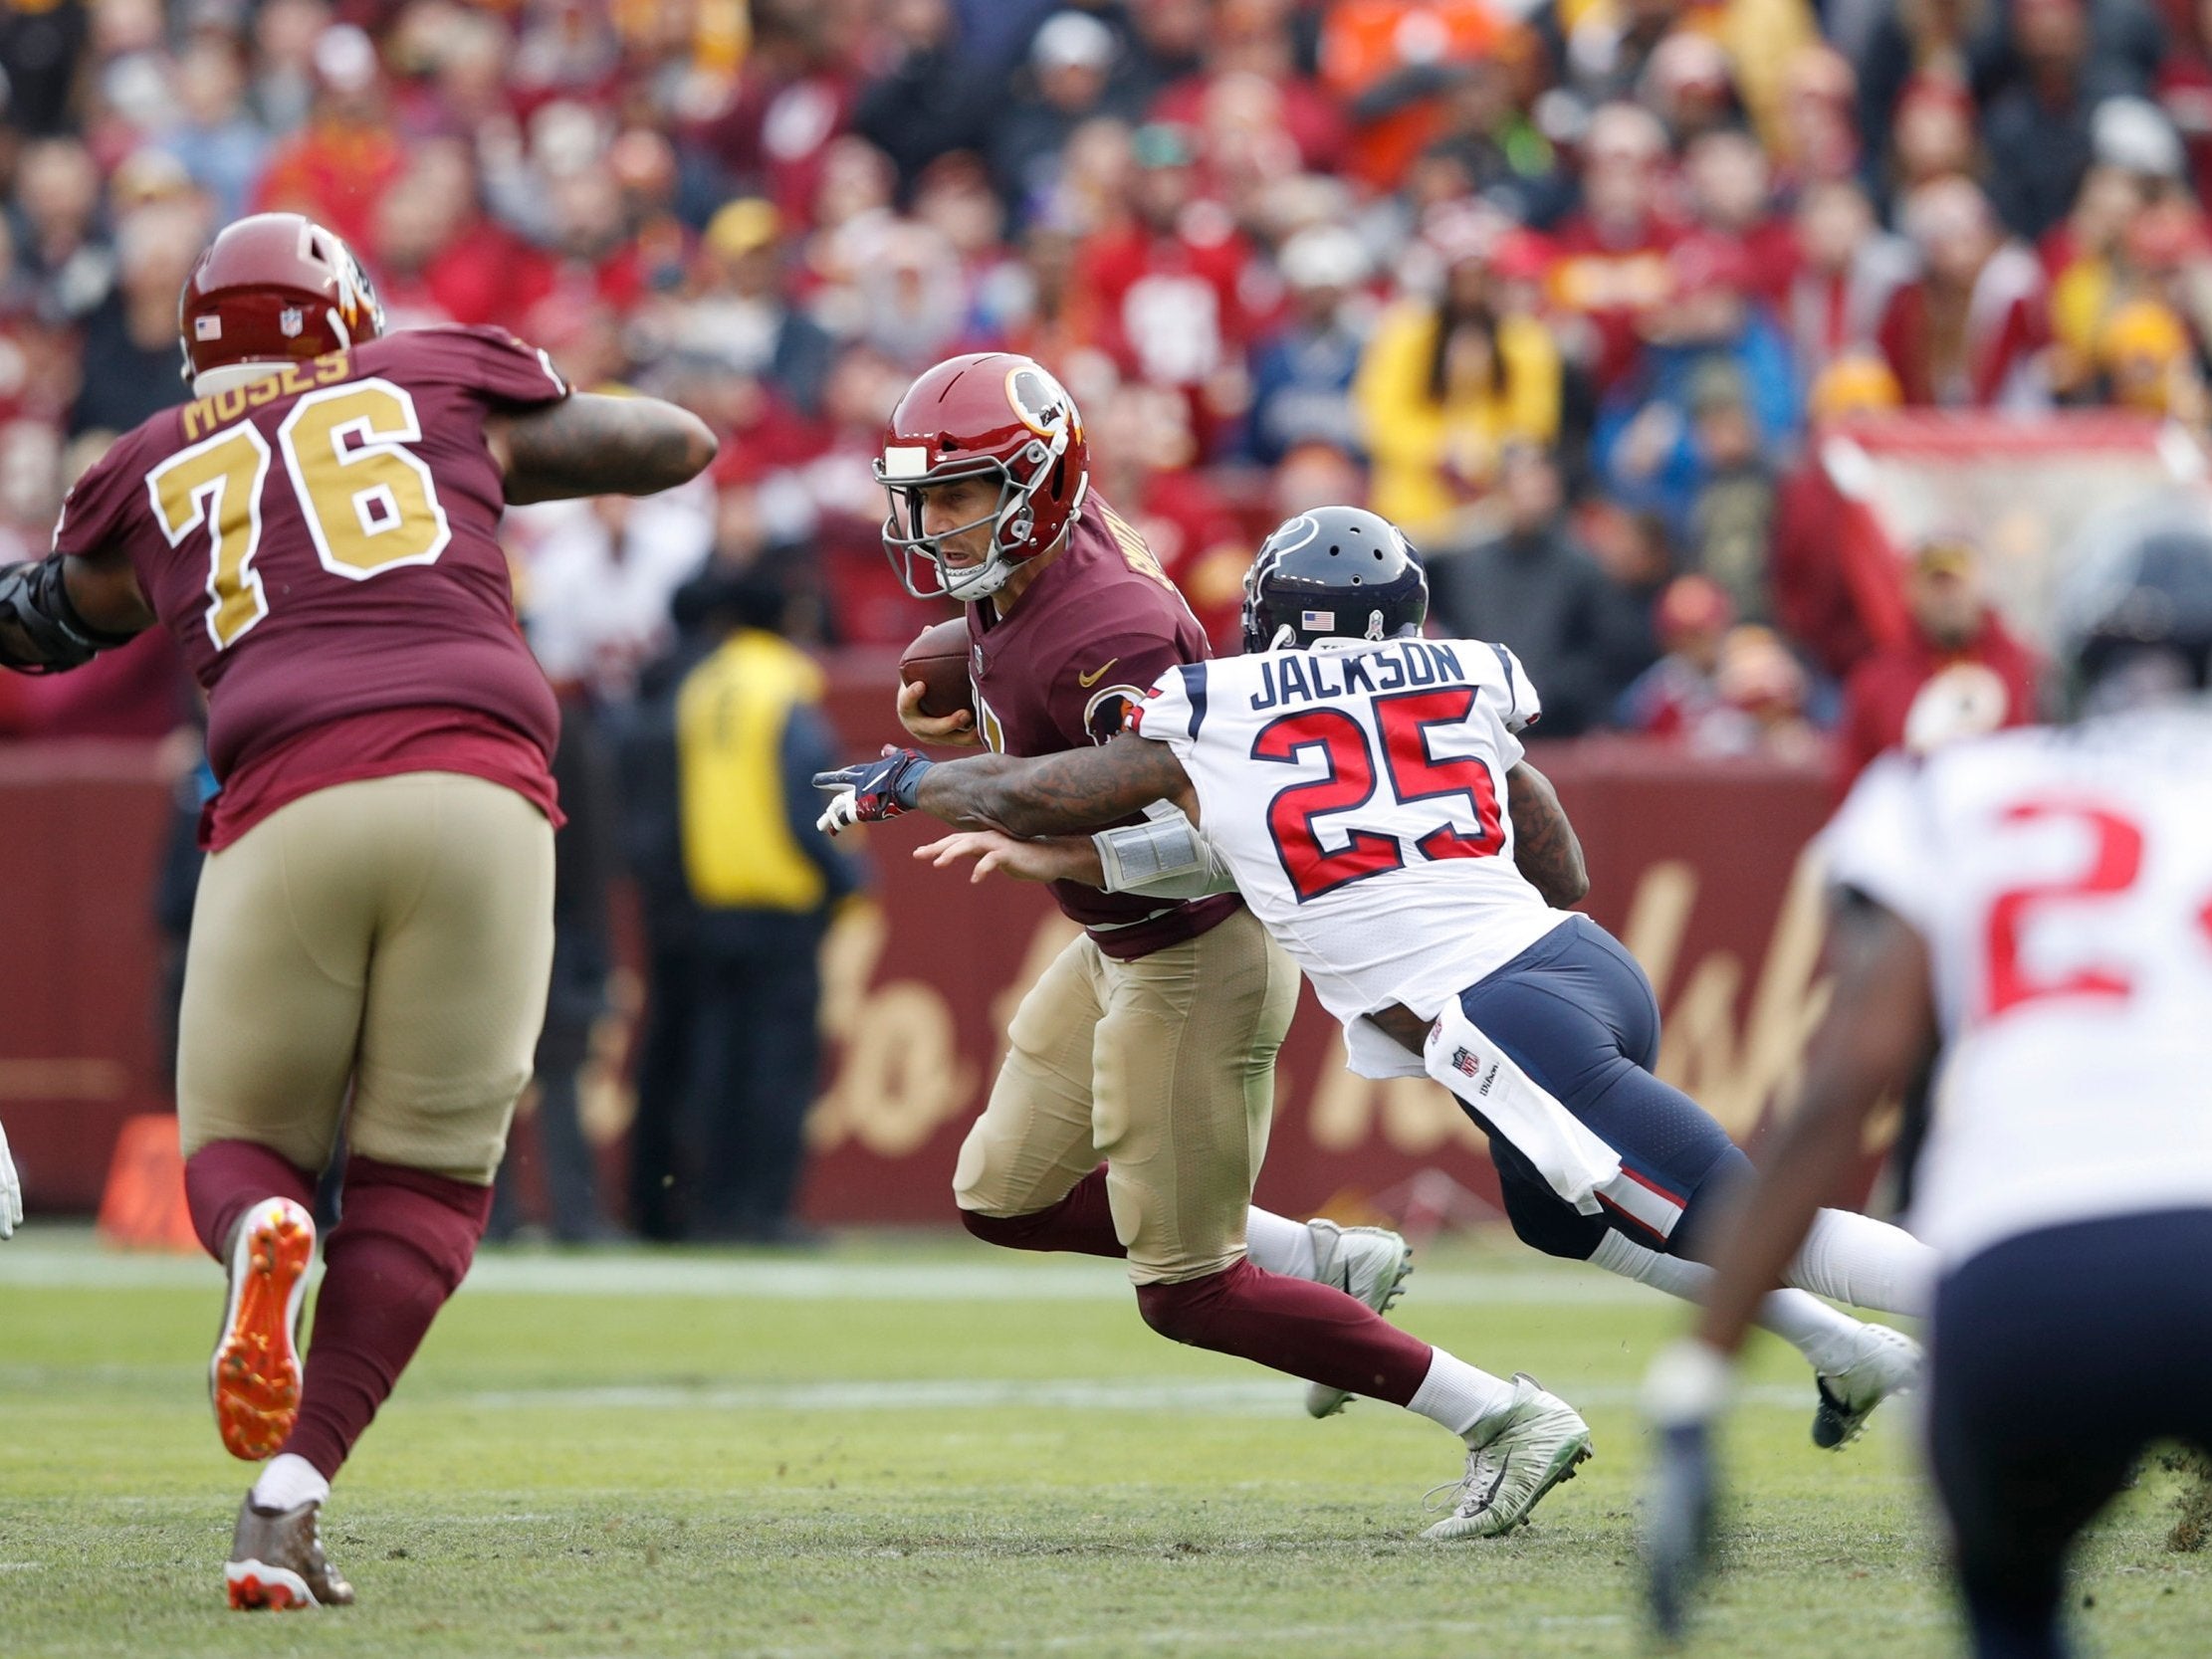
xmin=209 ymin=1197 xmax=315 ymax=1462
xmin=225 ymin=1493 xmax=353 ymax=1609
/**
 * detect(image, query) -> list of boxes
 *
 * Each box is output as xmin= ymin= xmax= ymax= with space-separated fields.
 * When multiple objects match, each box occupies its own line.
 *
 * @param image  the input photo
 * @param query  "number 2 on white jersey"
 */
xmin=146 ymin=379 xmax=452 ymax=651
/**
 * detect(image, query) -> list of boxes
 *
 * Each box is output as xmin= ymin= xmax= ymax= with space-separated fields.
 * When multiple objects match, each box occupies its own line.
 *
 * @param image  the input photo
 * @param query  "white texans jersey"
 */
xmin=1822 ymin=709 xmax=2212 ymax=1265
xmin=1130 ymin=637 xmax=1570 ymax=1079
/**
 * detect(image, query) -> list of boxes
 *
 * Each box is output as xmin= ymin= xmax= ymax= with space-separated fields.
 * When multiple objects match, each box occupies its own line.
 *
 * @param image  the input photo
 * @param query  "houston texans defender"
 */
xmin=861 ymin=357 xmax=1589 ymax=1538
xmin=1645 ymin=533 xmax=2212 ymax=1655
xmin=819 ymin=508 xmax=1934 ymax=1532
xmin=0 ymin=213 xmax=714 ymax=1609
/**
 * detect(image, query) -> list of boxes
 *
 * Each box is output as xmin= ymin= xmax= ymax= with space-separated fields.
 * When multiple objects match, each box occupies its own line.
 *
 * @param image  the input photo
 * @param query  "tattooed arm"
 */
xmin=1507 ymin=761 xmax=1588 ymax=908
xmin=916 ymin=732 xmax=1196 ymax=837
xmin=486 ymin=393 xmax=719 ymax=505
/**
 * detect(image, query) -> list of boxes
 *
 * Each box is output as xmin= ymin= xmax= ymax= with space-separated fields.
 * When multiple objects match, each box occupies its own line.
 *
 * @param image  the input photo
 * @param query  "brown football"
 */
xmin=899 ymin=617 xmax=975 ymax=720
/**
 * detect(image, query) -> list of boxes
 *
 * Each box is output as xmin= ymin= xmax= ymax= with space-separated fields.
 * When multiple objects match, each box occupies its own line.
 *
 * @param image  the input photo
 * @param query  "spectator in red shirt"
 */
xmin=2157 ymin=0 xmax=2212 ymax=203
xmin=1680 ymin=128 xmax=1797 ymax=306
xmin=1833 ymin=534 xmax=2042 ymax=794
xmin=1150 ymin=0 xmax=1349 ymax=177
xmin=251 ymin=25 xmax=406 ymax=252
xmin=1088 ymin=380 xmax=1251 ymax=646
xmin=1616 ymin=572 xmax=1732 ymax=733
xmin=1783 ymin=177 xmax=1915 ymax=387
xmin=1078 ymin=121 xmax=1257 ymax=449
xmin=1880 ymin=174 xmax=2053 ymax=408
xmin=1771 ymin=352 xmax=1904 ymax=679
xmin=1547 ymin=102 xmax=1684 ymax=392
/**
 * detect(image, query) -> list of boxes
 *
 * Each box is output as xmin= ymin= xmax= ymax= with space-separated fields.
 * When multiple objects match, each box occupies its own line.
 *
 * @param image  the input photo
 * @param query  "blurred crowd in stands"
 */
xmin=3 ymin=0 xmax=2194 ymax=1234
xmin=0 ymin=0 xmax=2195 ymax=760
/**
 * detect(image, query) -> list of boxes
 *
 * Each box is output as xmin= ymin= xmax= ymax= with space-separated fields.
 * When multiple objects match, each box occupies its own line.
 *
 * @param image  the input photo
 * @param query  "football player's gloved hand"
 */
xmin=0 ymin=1115 xmax=22 ymax=1240
xmin=1641 ymin=1340 xmax=1732 ymax=1642
xmin=813 ymin=746 xmax=934 ymax=836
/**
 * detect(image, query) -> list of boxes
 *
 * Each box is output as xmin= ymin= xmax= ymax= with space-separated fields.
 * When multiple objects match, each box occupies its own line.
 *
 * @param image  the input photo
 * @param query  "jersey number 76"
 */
xmin=145 ymin=378 xmax=452 ymax=651
xmin=1255 ymin=686 xmax=1505 ymax=902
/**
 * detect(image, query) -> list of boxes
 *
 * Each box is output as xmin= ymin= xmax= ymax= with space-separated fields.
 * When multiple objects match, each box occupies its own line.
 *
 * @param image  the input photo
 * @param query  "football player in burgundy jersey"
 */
xmin=0 ymin=212 xmax=714 ymax=1609
xmin=824 ymin=505 xmax=1937 ymax=1535
xmin=853 ymin=354 xmax=1600 ymax=1537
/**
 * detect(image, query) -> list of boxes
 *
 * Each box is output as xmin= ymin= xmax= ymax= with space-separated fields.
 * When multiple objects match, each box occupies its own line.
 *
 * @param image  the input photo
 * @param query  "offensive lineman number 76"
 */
xmin=145 ymin=376 xmax=453 ymax=651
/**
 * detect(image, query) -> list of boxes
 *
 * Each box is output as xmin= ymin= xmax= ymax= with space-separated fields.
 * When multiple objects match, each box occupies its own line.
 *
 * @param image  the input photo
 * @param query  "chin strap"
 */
xmin=0 ymin=555 xmax=139 ymax=674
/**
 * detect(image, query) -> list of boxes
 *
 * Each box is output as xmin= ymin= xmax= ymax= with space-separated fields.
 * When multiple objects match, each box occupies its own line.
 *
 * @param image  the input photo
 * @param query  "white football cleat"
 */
xmin=210 ymin=1197 xmax=316 ymax=1462
xmin=1812 ymin=1323 xmax=1923 ymax=1449
xmin=1421 ymin=1373 xmax=1593 ymax=1541
xmin=1301 ymin=1220 xmax=1416 ymax=1419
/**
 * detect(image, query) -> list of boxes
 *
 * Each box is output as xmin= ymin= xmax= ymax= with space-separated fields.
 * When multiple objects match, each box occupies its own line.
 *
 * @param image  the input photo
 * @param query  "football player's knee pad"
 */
xmin=336 ymin=1154 xmax=494 ymax=1291
xmin=959 ymin=1205 xmax=1046 ymax=1247
xmin=1134 ymin=1272 xmax=1225 ymax=1346
xmin=1489 ymin=1143 xmax=1611 ymax=1262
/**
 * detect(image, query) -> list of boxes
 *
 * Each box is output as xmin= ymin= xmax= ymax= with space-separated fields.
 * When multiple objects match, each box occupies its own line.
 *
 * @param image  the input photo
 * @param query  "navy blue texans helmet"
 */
xmin=2057 ymin=525 xmax=2212 ymax=716
xmin=1240 ymin=506 xmax=1428 ymax=654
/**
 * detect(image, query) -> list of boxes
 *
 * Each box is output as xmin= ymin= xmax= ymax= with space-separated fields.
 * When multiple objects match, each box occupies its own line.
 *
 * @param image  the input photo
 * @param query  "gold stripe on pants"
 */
xmin=953 ymin=906 xmax=1300 ymax=1285
xmin=177 ymin=771 xmax=555 ymax=1184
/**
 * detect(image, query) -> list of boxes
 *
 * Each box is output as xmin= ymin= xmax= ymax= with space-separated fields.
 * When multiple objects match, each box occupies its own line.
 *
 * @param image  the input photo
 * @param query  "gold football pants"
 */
xmin=177 ymin=771 xmax=555 ymax=1184
xmin=953 ymin=906 xmax=1300 ymax=1285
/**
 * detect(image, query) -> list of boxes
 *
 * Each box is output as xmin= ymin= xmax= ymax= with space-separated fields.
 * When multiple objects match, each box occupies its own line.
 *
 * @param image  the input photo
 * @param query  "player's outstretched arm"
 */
xmin=1506 ymin=761 xmax=1588 ymax=908
xmin=1641 ymin=892 xmax=1936 ymax=1638
xmin=917 ymin=733 xmax=1192 ymax=837
xmin=814 ymin=733 xmax=1191 ymax=838
xmin=487 ymin=393 xmax=718 ymax=505
xmin=915 ymin=830 xmax=1102 ymax=886
xmin=0 ymin=548 xmax=152 ymax=673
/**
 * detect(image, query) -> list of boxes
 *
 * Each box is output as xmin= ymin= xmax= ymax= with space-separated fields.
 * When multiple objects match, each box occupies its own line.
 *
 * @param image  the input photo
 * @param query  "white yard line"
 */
xmin=452 ymin=1376 xmax=1814 ymax=1414
xmin=0 ymin=1363 xmax=1817 ymax=1416
xmin=0 ymin=1239 xmax=1656 ymax=1306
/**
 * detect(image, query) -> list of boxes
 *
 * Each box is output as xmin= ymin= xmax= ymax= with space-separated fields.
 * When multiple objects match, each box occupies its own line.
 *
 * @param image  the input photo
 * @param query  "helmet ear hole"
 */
xmin=1049 ymin=457 xmax=1066 ymax=501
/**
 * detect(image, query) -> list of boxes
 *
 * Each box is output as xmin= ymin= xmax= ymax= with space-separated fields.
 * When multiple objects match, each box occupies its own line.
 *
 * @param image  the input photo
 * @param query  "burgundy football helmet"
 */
xmin=177 ymin=212 xmax=385 ymax=385
xmin=874 ymin=351 xmax=1090 ymax=602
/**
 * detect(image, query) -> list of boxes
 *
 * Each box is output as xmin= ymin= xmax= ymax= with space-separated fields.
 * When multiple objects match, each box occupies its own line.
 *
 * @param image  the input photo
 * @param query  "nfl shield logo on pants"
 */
xmin=279 ymin=308 xmax=305 ymax=338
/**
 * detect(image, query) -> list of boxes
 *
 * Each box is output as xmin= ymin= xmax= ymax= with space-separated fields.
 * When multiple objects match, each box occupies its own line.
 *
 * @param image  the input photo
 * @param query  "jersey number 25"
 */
xmin=1255 ymin=686 xmax=1505 ymax=902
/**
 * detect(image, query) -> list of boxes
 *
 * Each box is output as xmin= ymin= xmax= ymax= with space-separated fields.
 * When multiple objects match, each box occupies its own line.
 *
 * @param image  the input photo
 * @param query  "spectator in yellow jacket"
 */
xmin=1353 ymin=220 xmax=1562 ymax=537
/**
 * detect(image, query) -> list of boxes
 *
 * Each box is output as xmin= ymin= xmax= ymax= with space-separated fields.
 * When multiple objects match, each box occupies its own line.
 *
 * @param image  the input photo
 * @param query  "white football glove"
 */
xmin=0 ymin=1116 xmax=21 ymax=1239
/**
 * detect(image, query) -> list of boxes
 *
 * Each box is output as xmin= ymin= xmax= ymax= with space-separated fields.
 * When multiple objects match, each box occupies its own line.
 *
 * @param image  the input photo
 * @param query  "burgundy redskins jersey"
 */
xmin=966 ymin=493 xmax=1241 ymax=959
xmin=52 ymin=324 xmax=568 ymax=846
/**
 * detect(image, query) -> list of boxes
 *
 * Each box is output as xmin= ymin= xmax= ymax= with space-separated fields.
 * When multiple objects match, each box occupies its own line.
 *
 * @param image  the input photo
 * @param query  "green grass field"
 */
xmin=2 ymin=1227 xmax=2203 ymax=1659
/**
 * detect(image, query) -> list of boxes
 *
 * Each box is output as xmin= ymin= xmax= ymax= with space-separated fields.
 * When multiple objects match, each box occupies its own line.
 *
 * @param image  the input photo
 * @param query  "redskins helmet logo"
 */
xmin=1005 ymin=362 xmax=1079 ymax=443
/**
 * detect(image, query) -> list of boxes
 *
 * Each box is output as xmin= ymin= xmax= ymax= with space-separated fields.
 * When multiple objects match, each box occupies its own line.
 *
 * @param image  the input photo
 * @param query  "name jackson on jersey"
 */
xmin=1246 ymin=639 xmax=1486 ymax=711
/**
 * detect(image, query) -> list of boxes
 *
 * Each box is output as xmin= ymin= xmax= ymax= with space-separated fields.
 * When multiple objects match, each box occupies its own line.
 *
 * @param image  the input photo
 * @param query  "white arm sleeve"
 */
xmin=1093 ymin=809 xmax=1240 ymax=899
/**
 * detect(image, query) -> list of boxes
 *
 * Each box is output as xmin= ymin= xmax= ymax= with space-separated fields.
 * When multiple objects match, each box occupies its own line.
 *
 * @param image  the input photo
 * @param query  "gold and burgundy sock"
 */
xmin=278 ymin=1155 xmax=493 ymax=1481
xmin=184 ymin=1140 xmax=318 ymax=1262
xmin=1134 ymin=1258 xmax=1433 ymax=1406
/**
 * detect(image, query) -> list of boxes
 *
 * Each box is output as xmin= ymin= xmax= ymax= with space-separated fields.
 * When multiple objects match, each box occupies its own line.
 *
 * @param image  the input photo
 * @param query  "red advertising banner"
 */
xmin=0 ymin=689 xmax=1844 ymax=1225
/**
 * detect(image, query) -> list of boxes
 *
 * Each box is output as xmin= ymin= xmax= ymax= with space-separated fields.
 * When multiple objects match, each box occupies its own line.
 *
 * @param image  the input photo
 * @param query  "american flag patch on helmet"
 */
xmin=1301 ymin=609 xmax=1335 ymax=630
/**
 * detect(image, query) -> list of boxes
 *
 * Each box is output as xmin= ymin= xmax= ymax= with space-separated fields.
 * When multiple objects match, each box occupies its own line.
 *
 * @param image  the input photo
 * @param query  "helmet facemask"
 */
xmin=877 ymin=430 xmax=1075 ymax=603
